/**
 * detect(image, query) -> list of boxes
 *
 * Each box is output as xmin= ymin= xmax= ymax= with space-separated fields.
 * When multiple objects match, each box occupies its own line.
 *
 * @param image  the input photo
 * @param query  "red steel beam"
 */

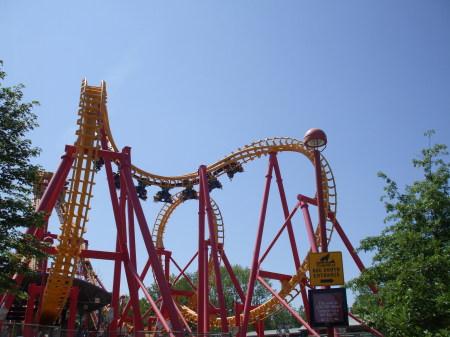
xmin=102 ymin=145 xmax=124 ymax=336
xmin=120 ymin=147 xmax=183 ymax=334
xmin=80 ymin=249 xmax=122 ymax=260
xmin=300 ymin=278 xmax=311 ymax=323
xmin=348 ymin=312 xmax=383 ymax=336
xmin=42 ymin=246 xmax=122 ymax=261
xmin=128 ymin=199 xmax=137 ymax=268
xmin=239 ymin=153 xmax=275 ymax=337
xmin=32 ymin=145 xmax=77 ymax=231
xmin=298 ymin=199 xmax=319 ymax=253
xmin=117 ymin=172 xmax=144 ymax=332
xmin=220 ymin=251 xmax=246 ymax=302
xmin=23 ymin=283 xmax=38 ymax=337
xmin=312 ymin=151 xmax=333 ymax=337
xmin=258 ymin=276 xmax=319 ymax=337
xmin=313 ymin=150 xmax=328 ymax=253
xmin=329 ymin=215 xmax=378 ymax=294
xmin=259 ymin=201 xmax=301 ymax=265
xmin=297 ymin=194 xmax=318 ymax=206
xmin=258 ymin=270 xmax=291 ymax=282
xmin=67 ymin=286 xmax=79 ymax=337
xmin=199 ymin=165 xmax=229 ymax=333
xmin=110 ymin=238 xmax=122 ymax=336
xmin=197 ymin=167 xmax=208 ymax=333
xmin=171 ymin=253 xmax=198 ymax=290
xmin=272 ymin=154 xmax=302 ymax=270
xmin=120 ymin=257 xmax=155 ymax=325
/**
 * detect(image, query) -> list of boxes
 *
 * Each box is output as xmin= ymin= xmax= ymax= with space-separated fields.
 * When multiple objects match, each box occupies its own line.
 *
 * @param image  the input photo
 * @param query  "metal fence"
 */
xmin=0 ymin=324 xmax=379 ymax=337
xmin=0 ymin=324 xmax=217 ymax=337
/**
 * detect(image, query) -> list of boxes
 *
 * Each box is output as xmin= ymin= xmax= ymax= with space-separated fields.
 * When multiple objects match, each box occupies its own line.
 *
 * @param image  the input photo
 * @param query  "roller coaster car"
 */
xmin=113 ymin=172 xmax=121 ymax=189
xmin=225 ymin=162 xmax=244 ymax=180
xmin=154 ymin=187 xmax=173 ymax=203
xmin=208 ymin=178 xmax=222 ymax=191
xmin=136 ymin=181 xmax=148 ymax=201
xmin=181 ymin=187 xmax=198 ymax=201
xmin=95 ymin=157 xmax=105 ymax=172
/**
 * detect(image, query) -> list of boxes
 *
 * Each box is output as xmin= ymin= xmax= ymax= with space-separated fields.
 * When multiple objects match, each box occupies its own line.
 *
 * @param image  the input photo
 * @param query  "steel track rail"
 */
xmin=152 ymin=192 xmax=224 ymax=249
xmin=39 ymin=80 xmax=104 ymax=324
xmin=151 ymin=192 xmax=224 ymax=305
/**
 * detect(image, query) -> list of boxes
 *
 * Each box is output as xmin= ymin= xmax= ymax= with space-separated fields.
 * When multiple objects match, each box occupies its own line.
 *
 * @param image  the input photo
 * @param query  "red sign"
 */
xmin=308 ymin=288 xmax=349 ymax=328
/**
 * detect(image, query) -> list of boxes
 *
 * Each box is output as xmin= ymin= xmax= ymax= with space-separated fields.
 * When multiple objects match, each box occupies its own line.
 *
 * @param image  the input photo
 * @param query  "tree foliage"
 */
xmin=0 ymin=61 xmax=46 ymax=297
xmin=349 ymin=131 xmax=450 ymax=337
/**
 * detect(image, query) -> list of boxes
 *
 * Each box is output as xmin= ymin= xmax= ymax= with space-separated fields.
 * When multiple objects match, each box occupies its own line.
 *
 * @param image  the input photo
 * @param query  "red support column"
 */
xmin=30 ymin=145 xmax=77 ymax=236
xmin=348 ymin=312 xmax=383 ymax=336
xmin=128 ymin=199 xmax=137 ymax=268
xmin=120 ymin=147 xmax=183 ymax=334
xmin=253 ymin=319 xmax=265 ymax=337
xmin=300 ymin=278 xmax=311 ymax=323
xmin=121 ymin=261 xmax=145 ymax=333
xmin=197 ymin=167 xmax=208 ymax=334
xmin=259 ymin=202 xmax=301 ymax=265
xmin=110 ymin=237 xmax=122 ymax=336
xmin=125 ymin=263 xmax=172 ymax=333
xmin=199 ymin=165 xmax=229 ymax=333
xmin=99 ymin=137 xmax=181 ymax=333
xmin=313 ymin=150 xmax=327 ymax=253
xmin=35 ymin=259 xmax=48 ymax=324
xmin=23 ymin=283 xmax=38 ymax=337
xmin=164 ymin=251 xmax=171 ymax=282
xmin=272 ymin=154 xmax=301 ymax=270
xmin=119 ymin=257 xmax=155 ymax=322
xmin=101 ymin=146 xmax=123 ymax=336
xmin=239 ymin=153 xmax=275 ymax=337
xmin=331 ymin=216 xmax=377 ymax=293
xmin=234 ymin=302 xmax=243 ymax=327
xmin=101 ymin=144 xmax=156 ymax=334
xmin=312 ymin=149 xmax=334 ymax=337
xmin=202 ymin=241 xmax=209 ymax=333
xmin=298 ymin=197 xmax=319 ymax=253
xmin=112 ymin=168 xmax=144 ymax=333
xmin=171 ymin=252 xmax=198 ymax=287
xmin=258 ymin=277 xmax=320 ymax=337
xmin=221 ymin=251 xmax=246 ymax=302
xmin=67 ymin=286 xmax=79 ymax=337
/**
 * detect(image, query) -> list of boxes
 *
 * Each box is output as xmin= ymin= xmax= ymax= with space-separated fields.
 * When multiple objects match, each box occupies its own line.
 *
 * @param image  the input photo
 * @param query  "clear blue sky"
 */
xmin=2 ymin=1 xmax=450 ymax=306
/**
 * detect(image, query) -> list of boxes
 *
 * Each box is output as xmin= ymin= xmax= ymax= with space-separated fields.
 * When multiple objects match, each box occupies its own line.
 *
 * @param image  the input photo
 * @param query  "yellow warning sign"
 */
xmin=308 ymin=251 xmax=344 ymax=286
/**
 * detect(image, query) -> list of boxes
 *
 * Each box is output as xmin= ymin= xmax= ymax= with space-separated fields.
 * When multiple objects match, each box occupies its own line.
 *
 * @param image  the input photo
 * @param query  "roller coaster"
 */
xmin=0 ymin=80 xmax=382 ymax=337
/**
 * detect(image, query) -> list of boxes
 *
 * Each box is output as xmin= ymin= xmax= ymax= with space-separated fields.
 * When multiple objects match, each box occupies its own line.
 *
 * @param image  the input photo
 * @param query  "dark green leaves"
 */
xmin=0 ymin=61 xmax=47 ymax=298
xmin=349 ymin=131 xmax=450 ymax=337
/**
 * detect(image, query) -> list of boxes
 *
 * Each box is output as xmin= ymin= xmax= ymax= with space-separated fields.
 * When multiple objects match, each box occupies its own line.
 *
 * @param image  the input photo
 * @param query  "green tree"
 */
xmin=349 ymin=131 xmax=450 ymax=337
xmin=0 ymin=61 xmax=46 ymax=297
xmin=264 ymin=306 xmax=305 ymax=331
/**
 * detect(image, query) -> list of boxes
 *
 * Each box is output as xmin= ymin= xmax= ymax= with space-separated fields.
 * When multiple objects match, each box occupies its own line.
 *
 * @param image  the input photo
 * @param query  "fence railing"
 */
xmin=0 ymin=323 xmax=379 ymax=337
